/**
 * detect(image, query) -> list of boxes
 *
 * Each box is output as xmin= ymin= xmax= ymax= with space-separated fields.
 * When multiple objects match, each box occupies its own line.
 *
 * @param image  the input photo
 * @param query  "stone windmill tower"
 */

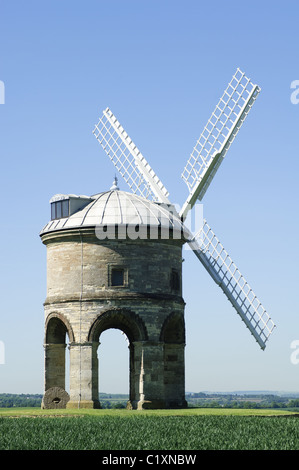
xmin=40 ymin=68 xmax=276 ymax=409
xmin=40 ymin=178 xmax=187 ymax=409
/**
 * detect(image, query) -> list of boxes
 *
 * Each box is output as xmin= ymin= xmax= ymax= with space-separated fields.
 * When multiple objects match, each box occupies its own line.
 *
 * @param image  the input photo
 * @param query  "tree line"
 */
xmin=2 ymin=392 xmax=299 ymax=409
xmin=186 ymin=392 xmax=299 ymax=409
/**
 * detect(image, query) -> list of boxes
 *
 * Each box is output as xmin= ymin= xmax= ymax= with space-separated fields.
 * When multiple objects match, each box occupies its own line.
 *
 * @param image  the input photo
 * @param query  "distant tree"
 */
xmin=112 ymin=402 xmax=126 ymax=409
xmin=287 ymin=399 xmax=299 ymax=408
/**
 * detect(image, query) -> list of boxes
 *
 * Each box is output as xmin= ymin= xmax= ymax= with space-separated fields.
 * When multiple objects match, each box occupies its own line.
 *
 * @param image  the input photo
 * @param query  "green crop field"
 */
xmin=0 ymin=407 xmax=299 ymax=450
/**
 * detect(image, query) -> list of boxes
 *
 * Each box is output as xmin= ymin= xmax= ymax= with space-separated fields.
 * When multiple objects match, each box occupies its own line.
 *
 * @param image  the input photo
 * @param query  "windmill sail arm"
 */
xmin=180 ymin=150 xmax=222 ymax=220
xmin=180 ymin=69 xmax=260 ymax=220
xmin=133 ymin=154 xmax=170 ymax=204
xmin=188 ymin=221 xmax=276 ymax=350
xmin=93 ymin=108 xmax=170 ymax=204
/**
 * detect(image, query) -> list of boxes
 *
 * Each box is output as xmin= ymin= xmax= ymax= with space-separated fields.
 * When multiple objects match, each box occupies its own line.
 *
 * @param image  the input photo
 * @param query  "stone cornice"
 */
xmin=44 ymin=291 xmax=185 ymax=306
xmin=40 ymin=226 xmax=187 ymax=246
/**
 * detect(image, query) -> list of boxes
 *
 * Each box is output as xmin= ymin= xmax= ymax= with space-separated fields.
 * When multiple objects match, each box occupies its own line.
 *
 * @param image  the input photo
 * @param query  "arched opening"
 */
xmin=98 ymin=329 xmax=130 ymax=408
xmin=43 ymin=313 xmax=74 ymax=405
xmin=88 ymin=308 xmax=148 ymax=409
xmin=160 ymin=311 xmax=185 ymax=344
xmin=160 ymin=312 xmax=187 ymax=408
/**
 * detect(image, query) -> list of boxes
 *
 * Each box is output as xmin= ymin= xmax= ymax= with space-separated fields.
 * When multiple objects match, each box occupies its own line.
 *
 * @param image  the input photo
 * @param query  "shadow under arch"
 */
xmin=45 ymin=312 xmax=75 ymax=344
xmin=160 ymin=311 xmax=185 ymax=344
xmin=88 ymin=308 xmax=148 ymax=409
xmin=159 ymin=311 xmax=187 ymax=409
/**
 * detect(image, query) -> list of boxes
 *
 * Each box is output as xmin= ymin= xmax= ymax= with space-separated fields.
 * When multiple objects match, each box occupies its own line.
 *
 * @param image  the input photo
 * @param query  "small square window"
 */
xmin=111 ymin=268 xmax=125 ymax=286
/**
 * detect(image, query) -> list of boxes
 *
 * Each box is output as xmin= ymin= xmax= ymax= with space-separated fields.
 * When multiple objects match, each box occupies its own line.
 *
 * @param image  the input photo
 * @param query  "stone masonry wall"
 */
xmin=41 ymin=228 xmax=186 ymax=409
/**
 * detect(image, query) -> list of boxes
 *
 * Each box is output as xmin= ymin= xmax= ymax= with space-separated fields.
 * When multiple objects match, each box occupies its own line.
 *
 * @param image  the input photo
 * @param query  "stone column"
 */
xmin=67 ymin=342 xmax=100 ymax=409
xmin=164 ymin=343 xmax=187 ymax=408
xmin=132 ymin=341 xmax=166 ymax=410
xmin=44 ymin=343 xmax=66 ymax=391
xmin=126 ymin=343 xmax=135 ymax=409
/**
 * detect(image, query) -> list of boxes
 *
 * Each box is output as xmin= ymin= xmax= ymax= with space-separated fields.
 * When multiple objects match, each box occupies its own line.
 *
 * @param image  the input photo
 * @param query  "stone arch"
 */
xmin=45 ymin=312 xmax=75 ymax=344
xmin=43 ymin=312 xmax=74 ymax=403
xmin=160 ymin=312 xmax=187 ymax=409
xmin=160 ymin=311 xmax=185 ymax=344
xmin=88 ymin=308 xmax=148 ymax=409
xmin=88 ymin=307 xmax=148 ymax=344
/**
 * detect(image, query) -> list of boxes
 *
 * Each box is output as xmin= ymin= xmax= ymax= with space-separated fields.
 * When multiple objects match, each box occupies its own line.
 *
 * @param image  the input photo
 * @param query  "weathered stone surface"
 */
xmin=41 ymin=387 xmax=70 ymax=409
xmin=41 ymin=225 xmax=187 ymax=409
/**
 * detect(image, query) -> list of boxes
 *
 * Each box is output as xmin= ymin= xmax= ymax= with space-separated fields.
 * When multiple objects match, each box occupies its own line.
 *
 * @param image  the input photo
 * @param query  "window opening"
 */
xmin=51 ymin=200 xmax=70 ymax=220
xmin=170 ymin=269 xmax=180 ymax=291
xmin=111 ymin=268 xmax=125 ymax=286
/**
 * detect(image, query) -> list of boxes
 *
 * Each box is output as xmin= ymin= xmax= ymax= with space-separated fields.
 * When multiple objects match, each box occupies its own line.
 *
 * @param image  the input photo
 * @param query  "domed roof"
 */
xmin=40 ymin=187 xmax=187 ymax=239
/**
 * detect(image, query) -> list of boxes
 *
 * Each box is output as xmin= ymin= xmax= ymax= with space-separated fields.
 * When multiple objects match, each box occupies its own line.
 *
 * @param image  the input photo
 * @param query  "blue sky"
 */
xmin=0 ymin=0 xmax=298 ymax=395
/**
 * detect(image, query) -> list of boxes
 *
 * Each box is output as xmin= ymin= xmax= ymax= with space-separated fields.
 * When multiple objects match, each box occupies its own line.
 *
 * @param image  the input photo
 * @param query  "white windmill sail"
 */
xmin=92 ymin=68 xmax=276 ymax=350
xmin=180 ymin=68 xmax=260 ymax=220
xmin=93 ymin=108 xmax=170 ymax=204
xmin=188 ymin=220 xmax=276 ymax=350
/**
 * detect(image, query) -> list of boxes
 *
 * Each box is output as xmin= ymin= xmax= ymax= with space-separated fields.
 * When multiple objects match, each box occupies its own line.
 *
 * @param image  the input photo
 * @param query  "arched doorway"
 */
xmin=98 ymin=329 xmax=130 ymax=407
xmin=88 ymin=308 xmax=148 ymax=408
xmin=42 ymin=313 xmax=74 ymax=408
xmin=160 ymin=312 xmax=187 ymax=408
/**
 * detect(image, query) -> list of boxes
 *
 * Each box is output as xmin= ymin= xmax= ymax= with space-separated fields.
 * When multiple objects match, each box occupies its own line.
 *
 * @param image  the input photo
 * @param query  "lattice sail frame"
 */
xmin=189 ymin=221 xmax=276 ymax=349
xmin=93 ymin=108 xmax=170 ymax=204
xmin=92 ymin=69 xmax=276 ymax=349
xmin=180 ymin=69 xmax=260 ymax=219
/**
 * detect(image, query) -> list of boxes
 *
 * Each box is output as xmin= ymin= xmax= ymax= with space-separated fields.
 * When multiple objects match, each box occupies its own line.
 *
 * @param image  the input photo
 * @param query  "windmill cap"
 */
xmin=40 ymin=189 xmax=190 ymax=241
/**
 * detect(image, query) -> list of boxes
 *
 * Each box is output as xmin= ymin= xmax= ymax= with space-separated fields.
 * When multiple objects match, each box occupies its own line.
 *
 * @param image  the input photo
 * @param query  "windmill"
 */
xmin=92 ymin=68 xmax=276 ymax=351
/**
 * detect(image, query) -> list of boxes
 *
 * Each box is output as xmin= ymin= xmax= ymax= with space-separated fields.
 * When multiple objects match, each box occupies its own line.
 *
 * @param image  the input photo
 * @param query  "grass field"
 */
xmin=0 ymin=407 xmax=299 ymax=450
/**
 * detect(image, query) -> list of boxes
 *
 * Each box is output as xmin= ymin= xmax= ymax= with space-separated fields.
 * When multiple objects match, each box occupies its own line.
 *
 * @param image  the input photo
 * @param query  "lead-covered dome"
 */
xmin=40 ymin=187 xmax=187 ymax=239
